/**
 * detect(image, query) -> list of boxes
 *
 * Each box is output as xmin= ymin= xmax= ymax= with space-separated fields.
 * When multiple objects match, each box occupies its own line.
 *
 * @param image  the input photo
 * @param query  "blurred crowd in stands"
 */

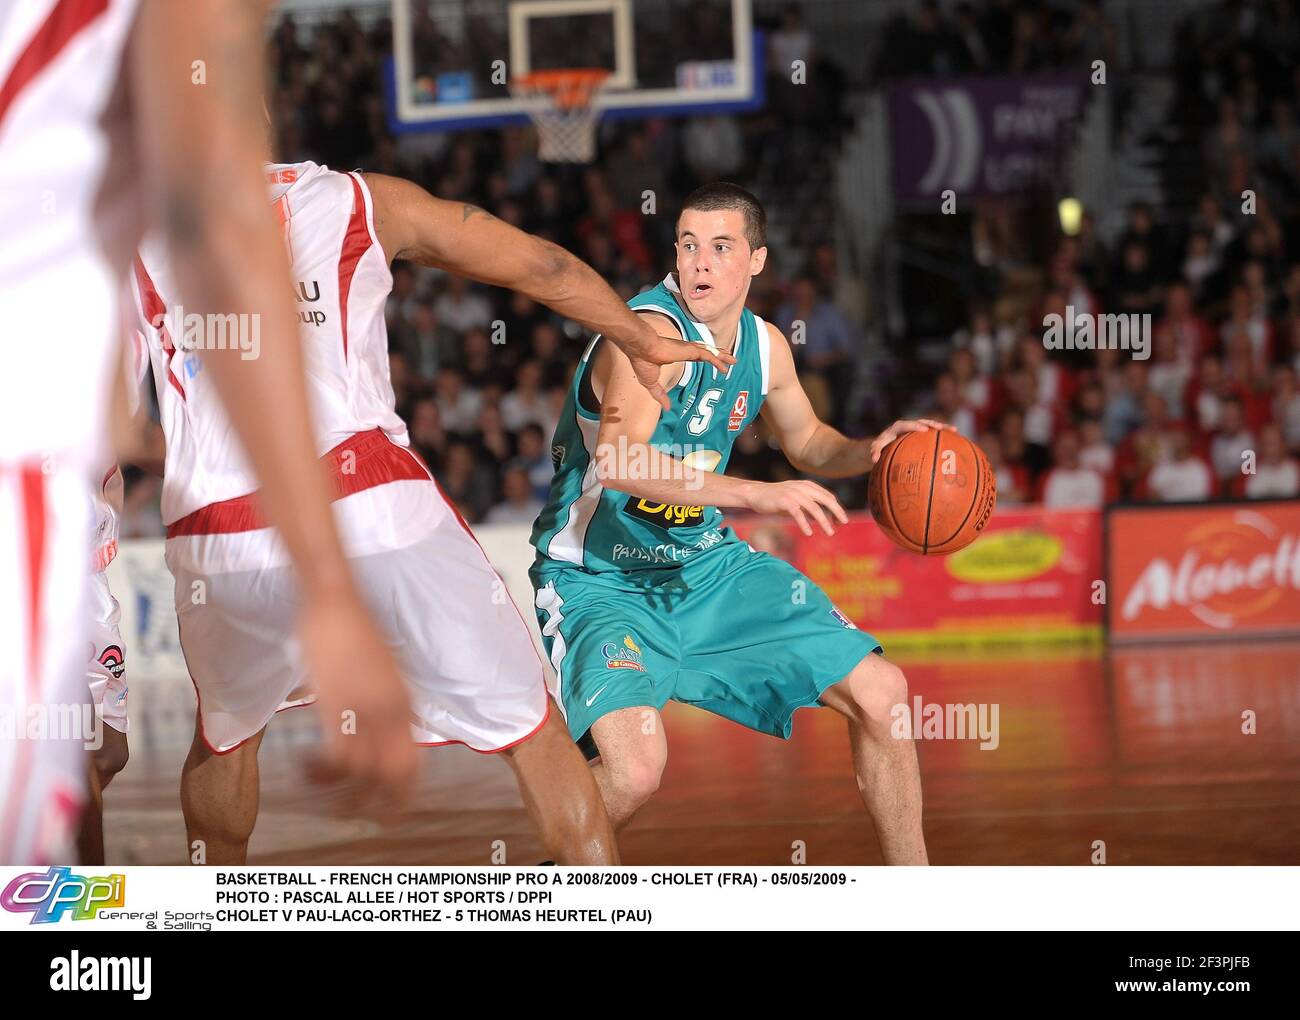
xmin=876 ymin=0 xmax=1119 ymax=77
xmin=923 ymin=0 xmax=1300 ymax=510
xmin=113 ymin=0 xmax=1300 ymax=536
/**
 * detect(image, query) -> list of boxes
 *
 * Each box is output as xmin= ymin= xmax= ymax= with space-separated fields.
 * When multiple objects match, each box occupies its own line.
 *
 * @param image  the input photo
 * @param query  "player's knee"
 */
xmin=842 ymin=655 xmax=909 ymax=727
xmin=93 ymin=733 xmax=129 ymax=781
xmin=608 ymin=747 xmax=666 ymax=805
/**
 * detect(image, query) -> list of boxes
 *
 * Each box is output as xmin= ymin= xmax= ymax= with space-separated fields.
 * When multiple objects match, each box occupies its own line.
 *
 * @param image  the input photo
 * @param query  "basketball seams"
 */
xmin=876 ymin=434 xmax=921 ymax=553
xmin=921 ymin=429 xmax=941 ymax=554
xmin=932 ymin=435 xmax=985 ymax=552
xmin=891 ymin=433 xmax=927 ymax=552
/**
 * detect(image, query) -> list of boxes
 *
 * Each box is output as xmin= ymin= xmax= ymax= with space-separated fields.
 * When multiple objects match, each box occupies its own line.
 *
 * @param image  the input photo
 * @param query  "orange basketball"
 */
xmin=868 ymin=429 xmax=997 ymax=555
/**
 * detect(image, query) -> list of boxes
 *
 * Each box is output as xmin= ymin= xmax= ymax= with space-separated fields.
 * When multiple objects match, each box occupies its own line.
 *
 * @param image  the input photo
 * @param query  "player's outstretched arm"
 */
xmin=128 ymin=0 xmax=414 ymax=803
xmin=361 ymin=172 xmax=733 ymax=409
xmin=760 ymin=324 xmax=952 ymax=477
xmin=591 ymin=321 xmax=846 ymax=537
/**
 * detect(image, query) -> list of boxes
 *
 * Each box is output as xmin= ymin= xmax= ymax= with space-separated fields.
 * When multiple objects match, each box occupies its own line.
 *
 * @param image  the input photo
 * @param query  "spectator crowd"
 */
xmin=928 ymin=0 xmax=1300 ymax=509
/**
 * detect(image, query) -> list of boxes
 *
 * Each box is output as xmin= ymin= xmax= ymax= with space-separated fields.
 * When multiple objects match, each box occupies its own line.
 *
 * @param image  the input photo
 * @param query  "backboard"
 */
xmin=388 ymin=0 xmax=761 ymax=133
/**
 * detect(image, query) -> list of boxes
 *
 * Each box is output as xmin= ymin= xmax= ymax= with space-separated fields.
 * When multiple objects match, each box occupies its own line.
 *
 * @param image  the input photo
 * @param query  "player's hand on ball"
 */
xmin=745 ymin=479 xmax=848 ymax=537
xmin=869 ymin=419 xmax=954 ymax=465
xmin=298 ymin=589 xmax=416 ymax=811
xmin=611 ymin=317 xmax=736 ymax=411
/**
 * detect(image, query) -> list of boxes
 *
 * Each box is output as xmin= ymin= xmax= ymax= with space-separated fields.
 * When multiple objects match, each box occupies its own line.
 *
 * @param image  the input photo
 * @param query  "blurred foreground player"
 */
xmin=531 ymin=184 xmax=943 ymax=864
xmin=0 ymin=0 xmax=416 ymax=862
xmin=130 ymin=158 xmax=732 ymax=864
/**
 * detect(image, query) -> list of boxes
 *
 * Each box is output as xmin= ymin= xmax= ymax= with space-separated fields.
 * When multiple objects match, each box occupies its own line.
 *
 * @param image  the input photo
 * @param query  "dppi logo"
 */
xmin=2 ymin=867 xmax=125 ymax=924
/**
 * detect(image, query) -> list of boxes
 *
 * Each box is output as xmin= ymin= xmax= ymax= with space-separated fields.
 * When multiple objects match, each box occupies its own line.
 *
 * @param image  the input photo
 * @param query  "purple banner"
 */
xmin=888 ymin=72 xmax=1089 ymax=202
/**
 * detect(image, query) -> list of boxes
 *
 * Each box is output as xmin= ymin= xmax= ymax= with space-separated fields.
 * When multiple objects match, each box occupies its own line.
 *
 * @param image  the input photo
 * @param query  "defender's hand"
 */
xmin=868 ymin=419 xmax=954 ymax=465
xmin=608 ymin=317 xmax=736 ymax=411
xmin=743 ymin=479 xmax=848 ymax=537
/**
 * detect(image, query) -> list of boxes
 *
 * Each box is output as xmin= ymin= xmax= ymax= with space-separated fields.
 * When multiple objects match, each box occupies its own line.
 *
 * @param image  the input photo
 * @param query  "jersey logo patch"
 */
xmin=98 ymin=645 xmax=126 ymax=679
xmin=728 ymin=390 xmax=749 ymax=431
xmin=829 ymin=607 xmax=858 ymax=630
xmin=624 ymin=497 xmax=705 ymax=528
xmin=602 ymin=635 xmax=646 ymax=672
xmin=294 ymin=280 xmax=327 ymax=327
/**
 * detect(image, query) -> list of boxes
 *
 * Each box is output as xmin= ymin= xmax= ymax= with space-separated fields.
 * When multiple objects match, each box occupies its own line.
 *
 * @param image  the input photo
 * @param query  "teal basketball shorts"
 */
xmin=531 ymin=540 xmax=882 ymax=748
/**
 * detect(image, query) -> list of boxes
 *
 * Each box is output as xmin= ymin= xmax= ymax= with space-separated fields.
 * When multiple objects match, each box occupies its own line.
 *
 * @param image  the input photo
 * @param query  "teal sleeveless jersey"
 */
xmin=531 ymin=275 xmax=772 ymax=574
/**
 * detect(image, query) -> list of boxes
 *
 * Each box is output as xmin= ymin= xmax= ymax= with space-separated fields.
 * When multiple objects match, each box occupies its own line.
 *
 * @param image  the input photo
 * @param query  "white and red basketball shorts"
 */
xmin=85 ymin=569 xmax=127 ymax=735
xmin=164 ymin=429 xmax=548 ymax=754
xmin=0 ymin=463 xmax=92 ymax=864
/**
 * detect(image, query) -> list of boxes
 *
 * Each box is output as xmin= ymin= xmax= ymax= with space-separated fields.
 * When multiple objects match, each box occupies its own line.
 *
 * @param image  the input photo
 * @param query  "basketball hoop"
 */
xmin=511 ymin=68 xmax=610 ymax=164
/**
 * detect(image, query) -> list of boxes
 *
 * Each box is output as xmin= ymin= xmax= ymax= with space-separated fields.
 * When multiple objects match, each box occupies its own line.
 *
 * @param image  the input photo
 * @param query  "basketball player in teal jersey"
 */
xmin=530 ymin=183 xmax=948 ymax=864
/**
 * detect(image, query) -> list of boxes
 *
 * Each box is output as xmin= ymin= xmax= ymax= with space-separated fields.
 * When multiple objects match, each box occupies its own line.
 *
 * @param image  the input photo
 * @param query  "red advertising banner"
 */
xmin=731 ymin=507 xmax=1102 ymax=649
xmin=1107 ymin=500 xmax=1300 ymax=642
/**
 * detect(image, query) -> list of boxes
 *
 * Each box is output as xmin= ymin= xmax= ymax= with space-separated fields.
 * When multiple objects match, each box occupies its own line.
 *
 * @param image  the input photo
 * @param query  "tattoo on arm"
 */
xmin=461 ymin=203 xmax=493 ymax=223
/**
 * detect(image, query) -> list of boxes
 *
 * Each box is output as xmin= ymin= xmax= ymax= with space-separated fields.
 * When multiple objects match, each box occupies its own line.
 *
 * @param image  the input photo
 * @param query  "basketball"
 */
xmin=868 ymin=429 xmax=997 ymax=556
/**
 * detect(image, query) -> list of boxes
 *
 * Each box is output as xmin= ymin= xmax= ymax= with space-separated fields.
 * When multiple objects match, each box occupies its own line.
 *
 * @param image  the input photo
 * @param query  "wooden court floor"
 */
xmin=102 ymin=639 xmax=1300 ymax=866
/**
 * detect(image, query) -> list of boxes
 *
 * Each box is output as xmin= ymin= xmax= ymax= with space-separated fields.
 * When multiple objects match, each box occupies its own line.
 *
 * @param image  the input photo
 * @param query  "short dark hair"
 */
xmin=679 ymin=181 xmax=767 ymax=251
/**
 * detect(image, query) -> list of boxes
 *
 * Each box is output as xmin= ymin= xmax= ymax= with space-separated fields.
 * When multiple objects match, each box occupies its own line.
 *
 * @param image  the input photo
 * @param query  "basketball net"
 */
xmin=511 ymin=69 xmax=610 ymax=164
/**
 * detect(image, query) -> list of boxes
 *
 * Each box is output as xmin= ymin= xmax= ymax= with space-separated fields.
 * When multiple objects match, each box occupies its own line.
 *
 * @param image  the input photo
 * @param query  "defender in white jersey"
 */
xmin=79 ymin=464 xmax=131 ymax=865
xmin=88 ymin=467 xmax=128 ymax=738
xmin=130 ymin=159 xmax=732 ymax=865
xmin=0 ymin=0 xmax=450 ymax=862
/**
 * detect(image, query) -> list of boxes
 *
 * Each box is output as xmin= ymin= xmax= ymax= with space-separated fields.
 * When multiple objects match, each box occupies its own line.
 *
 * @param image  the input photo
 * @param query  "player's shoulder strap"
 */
xmin=630 ymin=275 xmax=738 ymax=390
xmin=265 ymin=160 xmax=372 ymax=232
xmin=264 ymin=160 xmax=325 ymax=200
xmin=748 ymin=309 xmax=773 ymax=397
xmin=630 ymin=275 xmax=703 ymax=343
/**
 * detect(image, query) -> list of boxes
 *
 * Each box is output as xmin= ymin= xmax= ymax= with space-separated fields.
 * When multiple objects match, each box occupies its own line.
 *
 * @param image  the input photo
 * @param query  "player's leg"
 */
xmin=498 ymin=700 xmax=619 ymax=863
xmin=92 ymin=723 xmax=130 ymax=790
xmin=180 ymin=719 xmax=267 ymax=865
xmin=676 ymin=541 xmax=927 ymax=863
xmin=166 ymin=536 xmax=301 ymax=866
xmin=353 ymin=477 xmax=619 ymax=864
xmin=818 ymin=655 xmax=928 ymax=865
xmin=533 ymin=569 xmax=677 ymax=834
xmin=586 ymin=705 xmax=668 ymax=831
xmin=79 ymin=573 xmax=130 ymax=864
xmin=77 ymin=727 xmax=129 ymax=866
